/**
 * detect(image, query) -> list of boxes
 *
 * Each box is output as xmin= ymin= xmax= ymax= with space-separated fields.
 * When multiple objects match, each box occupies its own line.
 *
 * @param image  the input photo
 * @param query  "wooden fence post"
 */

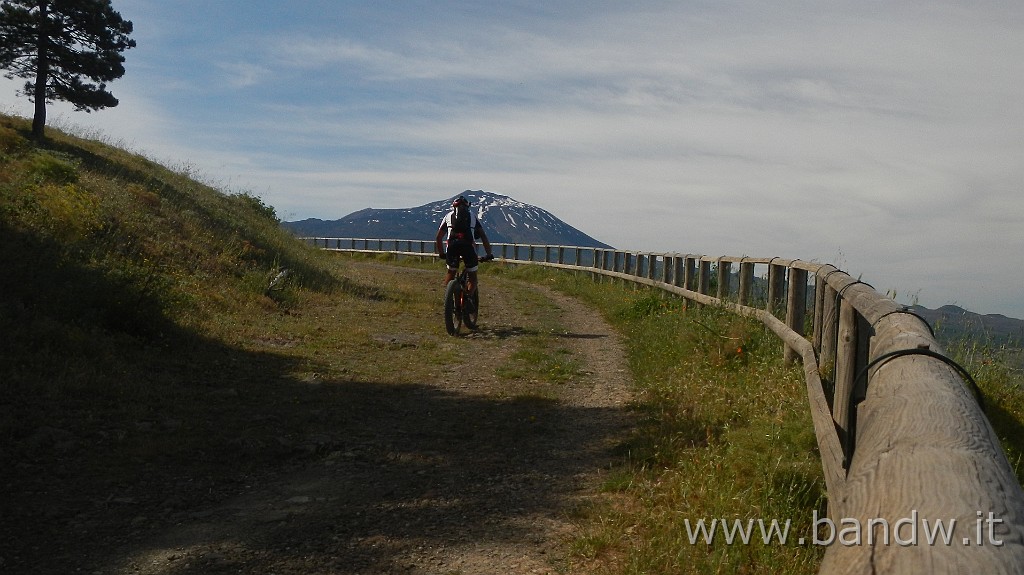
xmin=784 ymin=268 xmax=808 ymax=364
xmin=820 ymin=275 xmax=840 ymax=382
xmin=698 ymin=259 xmax=711 ymax=296
xmin=821 ymin=309 xmax=1024 ymax=573
xmin=671 ymin=255 xmax=683 ymax=288
xmin=813 ymin=271 xmax=826 ymax=354
xmin=717 ymin=260 xmax=732 ymax=300
xmin=738 ymin=260 xmax=755 ymax=306
xmin=767 ymin=261 xmax=786 ymax=317
xmin=833 ymin=298 xmax=859 ymax=461
xmin=683 ymin=256 xmax=697 ymax=291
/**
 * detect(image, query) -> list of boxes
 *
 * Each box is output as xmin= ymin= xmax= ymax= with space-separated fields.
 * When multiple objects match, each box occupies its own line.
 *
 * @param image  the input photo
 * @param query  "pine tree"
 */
xmin=0 ymin=0 xmax=135 ymax=139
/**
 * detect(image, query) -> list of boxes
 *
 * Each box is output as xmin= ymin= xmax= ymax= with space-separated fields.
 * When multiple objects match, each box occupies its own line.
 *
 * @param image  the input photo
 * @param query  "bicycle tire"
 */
xmin=463 ymin=287 xmax=479 ymax=330
xmin=444 ymin=279 xmax=462 ymax=335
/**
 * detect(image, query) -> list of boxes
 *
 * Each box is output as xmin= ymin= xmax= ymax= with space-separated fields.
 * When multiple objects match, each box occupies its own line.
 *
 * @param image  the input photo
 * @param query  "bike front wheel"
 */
xmin=444 ymin=279 xmax=462 ymax=335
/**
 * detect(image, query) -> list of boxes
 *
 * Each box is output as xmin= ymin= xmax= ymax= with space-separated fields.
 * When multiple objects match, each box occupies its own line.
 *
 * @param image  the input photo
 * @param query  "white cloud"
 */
xmin=215 ymin=61 xmax=273 ymax=89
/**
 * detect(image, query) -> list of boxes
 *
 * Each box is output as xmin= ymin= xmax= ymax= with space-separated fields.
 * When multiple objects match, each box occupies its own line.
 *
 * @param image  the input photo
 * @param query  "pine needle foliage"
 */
xmin=0 ymin=0 xmax=136 ymax=138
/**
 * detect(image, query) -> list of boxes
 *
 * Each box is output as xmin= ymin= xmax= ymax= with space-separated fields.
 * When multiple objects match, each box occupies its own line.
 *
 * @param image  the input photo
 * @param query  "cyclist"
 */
xmin=435 ymin=195 xmax=494 ymax=296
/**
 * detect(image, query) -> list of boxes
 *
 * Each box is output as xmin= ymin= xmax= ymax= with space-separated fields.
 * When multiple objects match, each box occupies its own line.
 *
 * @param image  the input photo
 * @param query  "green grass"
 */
xmin=488 ymin=266 xmax=827 ymax=574
xmin=490 ymin=280 xmax=586 ymax=387
xmin=947 ymin=339 xmax=1024 ymax=483
xmin=496 ymin=344 xmax=581 ymax=383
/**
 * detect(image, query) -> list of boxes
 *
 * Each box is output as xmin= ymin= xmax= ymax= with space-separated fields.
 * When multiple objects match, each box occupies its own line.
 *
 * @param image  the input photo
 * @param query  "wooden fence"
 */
xmin=307 ymin=237 xmax=1024 ymax=573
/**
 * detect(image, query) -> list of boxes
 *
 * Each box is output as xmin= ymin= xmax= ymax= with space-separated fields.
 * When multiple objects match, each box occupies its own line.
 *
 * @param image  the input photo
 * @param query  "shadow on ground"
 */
xmin=466 ymin=325 xmax=540 ymax=339
xmin=1 ymin=225 xmax=632 ymax=573
xmin=4 ymin=316 xmax=629 ymax=574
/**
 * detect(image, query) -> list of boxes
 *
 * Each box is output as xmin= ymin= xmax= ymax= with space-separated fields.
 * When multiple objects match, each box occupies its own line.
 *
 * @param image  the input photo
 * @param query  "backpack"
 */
xmin=451 ymin=204 xmax=472 ymax=241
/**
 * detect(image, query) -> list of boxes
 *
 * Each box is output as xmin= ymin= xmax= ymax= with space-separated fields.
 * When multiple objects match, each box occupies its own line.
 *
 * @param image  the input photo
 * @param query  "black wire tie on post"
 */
xmin=836 ymin=279 xmax=873 ymax=301
xmin=856 ymin=348 xmax=985 ymax=413
xmin=870 ymin=306 xmax=937 ymax=338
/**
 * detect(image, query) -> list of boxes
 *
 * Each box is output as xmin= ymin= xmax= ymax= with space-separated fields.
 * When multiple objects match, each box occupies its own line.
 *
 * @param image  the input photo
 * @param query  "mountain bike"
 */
xmin=443 ymin=254 xmax=494 ymax=336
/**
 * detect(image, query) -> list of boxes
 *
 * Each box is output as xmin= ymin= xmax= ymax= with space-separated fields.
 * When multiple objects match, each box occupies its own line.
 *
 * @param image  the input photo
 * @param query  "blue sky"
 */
xmin=3 ymin=1 xmax=1023 ymax=319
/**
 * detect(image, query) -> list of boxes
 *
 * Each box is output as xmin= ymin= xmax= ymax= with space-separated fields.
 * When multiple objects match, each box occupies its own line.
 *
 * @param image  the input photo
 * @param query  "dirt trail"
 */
xmin=98 ymin=276 xmax=635 ymax=574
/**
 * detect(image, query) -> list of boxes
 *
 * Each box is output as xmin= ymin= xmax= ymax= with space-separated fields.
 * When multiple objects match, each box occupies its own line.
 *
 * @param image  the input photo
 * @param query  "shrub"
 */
xmin=27 ymin=151 xmax=79 ymax=184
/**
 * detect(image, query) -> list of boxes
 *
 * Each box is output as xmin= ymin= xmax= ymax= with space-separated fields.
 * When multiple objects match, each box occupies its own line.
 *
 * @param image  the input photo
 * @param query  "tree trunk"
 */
xmin=31 ymin=0 xmax=50 ymax=140
xmin=32 ymin=77 xmax=47 ymax=139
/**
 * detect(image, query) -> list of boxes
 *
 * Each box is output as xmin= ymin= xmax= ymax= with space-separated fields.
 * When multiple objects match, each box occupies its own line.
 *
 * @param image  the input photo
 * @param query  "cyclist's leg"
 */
xmin=462 ymin=245 xmax=480 ymax=294
xmin=444 ymin=247 xmax=460 ymax=285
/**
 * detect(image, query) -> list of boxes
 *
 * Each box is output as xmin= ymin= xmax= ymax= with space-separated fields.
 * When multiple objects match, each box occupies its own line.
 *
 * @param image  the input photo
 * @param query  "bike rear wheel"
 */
xmin=444 ymin=279 xmax=462 ymax=335
xmin=463 ymin=287 xmax=479 ymax=330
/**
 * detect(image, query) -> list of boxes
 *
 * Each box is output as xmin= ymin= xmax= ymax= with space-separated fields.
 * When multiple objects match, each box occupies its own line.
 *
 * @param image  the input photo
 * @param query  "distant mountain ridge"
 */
xmin=909 ymin=304 xmax=1024 ymax=347
xmin=282 ymin=190 xmax=613 ymax=248
xmin=742 ymin=278 xmax=1022 ymax=346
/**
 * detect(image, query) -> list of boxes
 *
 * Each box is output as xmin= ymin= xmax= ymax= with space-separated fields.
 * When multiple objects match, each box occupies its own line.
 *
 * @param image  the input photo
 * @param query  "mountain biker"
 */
xmin=435 ymin=195 xmax=494 ymax=296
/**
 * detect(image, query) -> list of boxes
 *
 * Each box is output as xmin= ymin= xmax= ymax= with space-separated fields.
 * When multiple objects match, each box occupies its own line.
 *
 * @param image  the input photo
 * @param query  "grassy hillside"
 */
xmin=1 ymin=112 xmax=353 ymax=424
xmin=0 ymin=114 xmax=375 ymax=569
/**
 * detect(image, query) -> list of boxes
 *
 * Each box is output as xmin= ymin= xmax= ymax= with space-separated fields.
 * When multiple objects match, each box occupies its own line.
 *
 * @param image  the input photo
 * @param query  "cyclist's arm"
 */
xmin=475 ymin=223 xmax=494 ymax=256
xmin=435 ymin=222 xmax=447 ymax=255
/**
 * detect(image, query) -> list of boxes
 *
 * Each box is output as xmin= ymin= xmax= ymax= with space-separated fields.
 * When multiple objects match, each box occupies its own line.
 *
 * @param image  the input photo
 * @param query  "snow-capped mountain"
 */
xmin=283 ymin=190 xmax=613 ymax=248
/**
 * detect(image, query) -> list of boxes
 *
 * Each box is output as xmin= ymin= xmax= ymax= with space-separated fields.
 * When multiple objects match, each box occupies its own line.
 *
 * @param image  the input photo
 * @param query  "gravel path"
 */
xmin=99 ymin=276 xmax=635 ymax=575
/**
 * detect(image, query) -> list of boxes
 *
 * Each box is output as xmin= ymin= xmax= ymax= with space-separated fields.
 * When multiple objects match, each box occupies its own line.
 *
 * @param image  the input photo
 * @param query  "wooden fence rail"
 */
xmin=305 ymin=237 xmax=1024 ymax=574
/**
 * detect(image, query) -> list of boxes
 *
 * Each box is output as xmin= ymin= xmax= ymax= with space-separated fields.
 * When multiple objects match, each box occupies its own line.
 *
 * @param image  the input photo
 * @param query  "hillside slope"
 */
xmin=911 ymin=304 xmax=1024 ymax=346
xmin=1 ymin=114 xmax=337 ymax=343
xmin=1 ymin=112 xmax=349 ymax=569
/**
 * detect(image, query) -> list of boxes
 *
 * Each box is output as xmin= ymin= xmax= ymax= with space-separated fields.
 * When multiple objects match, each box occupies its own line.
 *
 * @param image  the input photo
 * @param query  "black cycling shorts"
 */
xmin=445 ymin=241 xmax=479 ymax=272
